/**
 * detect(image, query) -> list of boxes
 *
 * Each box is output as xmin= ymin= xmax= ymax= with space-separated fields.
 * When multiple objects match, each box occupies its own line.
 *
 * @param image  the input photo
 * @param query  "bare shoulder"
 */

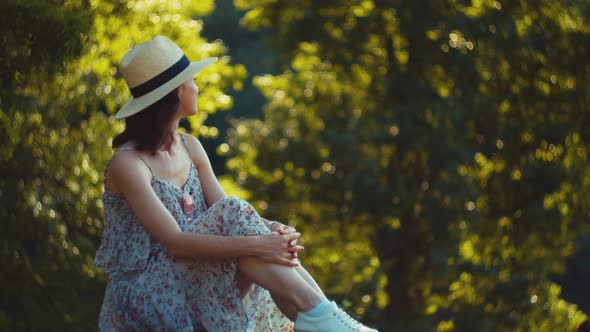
xmin=105 ymin=150 xmax=152 ymax=193
xmin=179 ymin=132 xmax=208 ymax=165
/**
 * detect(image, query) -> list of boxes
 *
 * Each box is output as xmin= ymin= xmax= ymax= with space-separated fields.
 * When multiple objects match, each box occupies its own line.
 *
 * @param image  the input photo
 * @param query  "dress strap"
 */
xmin=178 ymin=133 xmax=193 ymax=161
xmin=114 ymin=146 xmax=154 ymax=177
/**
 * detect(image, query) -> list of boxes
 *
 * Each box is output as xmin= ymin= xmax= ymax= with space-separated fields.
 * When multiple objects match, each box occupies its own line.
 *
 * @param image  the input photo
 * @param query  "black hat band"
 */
xmin=130 ymin=55 xmax=190 ymax=98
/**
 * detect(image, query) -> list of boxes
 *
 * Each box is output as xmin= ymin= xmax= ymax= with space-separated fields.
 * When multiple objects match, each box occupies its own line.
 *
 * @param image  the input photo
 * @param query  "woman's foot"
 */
xmin=294 ymin=301 xmax=378 ymax=332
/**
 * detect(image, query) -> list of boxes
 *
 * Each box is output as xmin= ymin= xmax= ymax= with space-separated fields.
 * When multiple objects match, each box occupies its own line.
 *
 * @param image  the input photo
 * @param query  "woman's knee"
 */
xmin=225 ymin=197 xmax=265 ymax=222
xmin=214 ymin=197 xmax=255 ymax=216
xmin=209 ymin=197 xmax=250 ymax=219
xmin=216 ymin=196 xmax=248 ymax=209
xmin=206 ymin=197 xmax=268 ymax=236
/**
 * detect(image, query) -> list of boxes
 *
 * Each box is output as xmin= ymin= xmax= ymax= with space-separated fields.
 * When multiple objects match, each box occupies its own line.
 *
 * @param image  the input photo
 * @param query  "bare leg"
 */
xmin=237 ymin=256 xmax=325 ymax=321
xmin=270 ymin=265 xmax=325 ymax=319
xmin=294 ymin=264 xmax=325 ymax=298
xmin=235 ymin=271 xmax=253 ymax=298
xmin=236 ymin=272 xmax=299 ymax=319
xmin=268 ymin=292 xmax=300 ymax=319
xmin=235 ymin=262 xmax=324 ymax=319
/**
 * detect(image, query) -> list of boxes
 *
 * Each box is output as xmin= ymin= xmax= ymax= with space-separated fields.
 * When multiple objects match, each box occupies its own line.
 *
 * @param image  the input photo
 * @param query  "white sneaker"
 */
xmin=294 ymin=301 xmax=379 ymax=332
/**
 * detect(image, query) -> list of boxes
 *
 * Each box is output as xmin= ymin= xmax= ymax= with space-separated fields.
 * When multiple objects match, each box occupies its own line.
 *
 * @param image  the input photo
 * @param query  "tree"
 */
xmin=199 ymin=0 xmax=280 ymax=174
xmin=228 ymin=1 xmax=590 ymax=330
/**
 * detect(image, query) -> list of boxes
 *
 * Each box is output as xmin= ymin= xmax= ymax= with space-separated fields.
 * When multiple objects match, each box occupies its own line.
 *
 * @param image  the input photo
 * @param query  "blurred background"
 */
xmin=1 ymin=0 xmax=589 ymax=331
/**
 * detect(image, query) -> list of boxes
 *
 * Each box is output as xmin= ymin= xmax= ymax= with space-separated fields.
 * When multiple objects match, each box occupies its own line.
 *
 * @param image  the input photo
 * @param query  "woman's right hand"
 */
xmin=253 ymin=232 xmax=304 ymax=267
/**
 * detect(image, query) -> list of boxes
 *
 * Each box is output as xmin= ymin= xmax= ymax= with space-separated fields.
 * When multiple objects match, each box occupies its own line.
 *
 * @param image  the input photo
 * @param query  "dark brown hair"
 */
xmin=112 ymin=88 xmax=181 ymax=154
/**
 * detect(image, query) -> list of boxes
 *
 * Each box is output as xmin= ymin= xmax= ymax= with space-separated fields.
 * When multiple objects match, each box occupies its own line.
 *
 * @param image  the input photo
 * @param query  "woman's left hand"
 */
xmin=270 ymin=222 xmax=299 ymax=258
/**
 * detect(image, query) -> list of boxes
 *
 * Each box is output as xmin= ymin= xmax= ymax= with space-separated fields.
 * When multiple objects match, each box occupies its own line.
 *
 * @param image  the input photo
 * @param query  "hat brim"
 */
xmin=114 ymin=57 xmax=218 ymax=119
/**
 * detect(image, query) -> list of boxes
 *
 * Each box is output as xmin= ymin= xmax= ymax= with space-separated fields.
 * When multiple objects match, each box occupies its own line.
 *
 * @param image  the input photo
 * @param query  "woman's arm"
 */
xmin=180 ymin=133 xmax=227 ymax=207
xmin=108 ymin=151 xmax=301 ymax=265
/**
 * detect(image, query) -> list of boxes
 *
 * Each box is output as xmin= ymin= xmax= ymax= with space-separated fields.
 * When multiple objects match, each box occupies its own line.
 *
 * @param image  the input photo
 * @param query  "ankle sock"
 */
xmin=301 ymin=298 xmax=330 ymax=318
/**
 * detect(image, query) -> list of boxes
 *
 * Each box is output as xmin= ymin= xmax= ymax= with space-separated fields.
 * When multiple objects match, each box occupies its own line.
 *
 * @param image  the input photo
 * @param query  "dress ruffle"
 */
xmin=94 ymin=192 xmax=151 ymax=274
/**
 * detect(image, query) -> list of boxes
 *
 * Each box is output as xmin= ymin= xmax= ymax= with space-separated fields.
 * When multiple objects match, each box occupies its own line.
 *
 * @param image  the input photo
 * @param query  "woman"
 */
xmin=95 ymin=35 xmax=378 ymax=332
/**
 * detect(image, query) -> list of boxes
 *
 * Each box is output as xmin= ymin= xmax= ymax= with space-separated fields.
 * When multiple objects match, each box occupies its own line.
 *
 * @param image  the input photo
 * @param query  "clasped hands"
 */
xmin=258 ymin=221 xmax=303 ymax=267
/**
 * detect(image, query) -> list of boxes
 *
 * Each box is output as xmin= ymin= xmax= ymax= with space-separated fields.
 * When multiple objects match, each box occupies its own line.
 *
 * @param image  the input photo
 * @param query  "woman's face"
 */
xmin=178 ymin=78 xmax=199 ymax=117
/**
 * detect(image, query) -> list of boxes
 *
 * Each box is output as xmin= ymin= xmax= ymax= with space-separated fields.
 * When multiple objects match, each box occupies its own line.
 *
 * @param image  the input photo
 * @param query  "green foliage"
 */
xmin=0 ymin=0 xmax=245 ymax=329
xmin=229 ymin=0 xmax=590 ymax=331
xmin=199 ymin=0 xmax=279 ymax=174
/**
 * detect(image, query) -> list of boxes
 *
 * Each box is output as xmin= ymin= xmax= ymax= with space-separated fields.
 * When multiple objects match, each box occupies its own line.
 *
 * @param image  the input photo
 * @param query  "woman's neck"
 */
xmin=156 ymin=116 xmax=181 ymax=153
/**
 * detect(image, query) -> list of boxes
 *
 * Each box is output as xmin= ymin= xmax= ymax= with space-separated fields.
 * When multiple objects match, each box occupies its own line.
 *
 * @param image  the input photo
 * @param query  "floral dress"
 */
xmin=94 ymin=137 xmax=294 ymax=331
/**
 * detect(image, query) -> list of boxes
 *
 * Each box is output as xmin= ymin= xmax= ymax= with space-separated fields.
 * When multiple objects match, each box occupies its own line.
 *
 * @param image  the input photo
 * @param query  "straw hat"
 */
xmin=115 ymin=35 xmax=218 ymax=119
